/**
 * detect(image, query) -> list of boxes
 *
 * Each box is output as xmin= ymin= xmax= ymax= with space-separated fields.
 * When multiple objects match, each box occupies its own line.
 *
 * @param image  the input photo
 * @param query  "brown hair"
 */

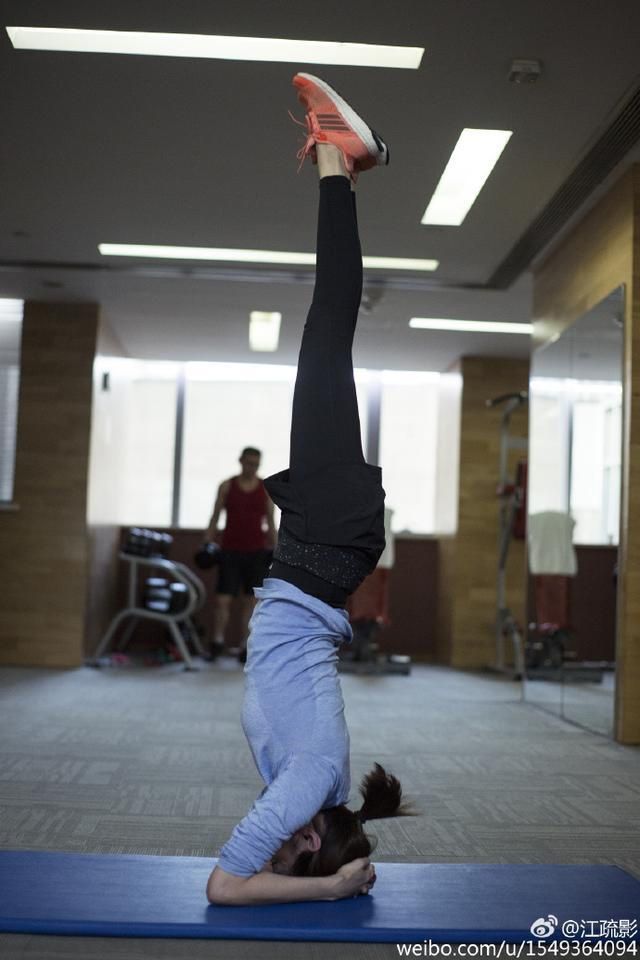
xmin=291 ymin=763 xmax=410 ymax=877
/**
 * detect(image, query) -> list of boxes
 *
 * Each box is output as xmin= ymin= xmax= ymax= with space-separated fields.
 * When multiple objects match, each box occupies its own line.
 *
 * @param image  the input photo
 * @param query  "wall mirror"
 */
xmin=524 ymin=285 xmax=623 ymax=736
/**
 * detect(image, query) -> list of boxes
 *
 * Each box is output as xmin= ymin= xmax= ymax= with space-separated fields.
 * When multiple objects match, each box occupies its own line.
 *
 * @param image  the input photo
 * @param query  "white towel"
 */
xmin=377 ymin=507 xmax=395 ymax=569
xmin=528 ymin=511 xmax=577 ymax=575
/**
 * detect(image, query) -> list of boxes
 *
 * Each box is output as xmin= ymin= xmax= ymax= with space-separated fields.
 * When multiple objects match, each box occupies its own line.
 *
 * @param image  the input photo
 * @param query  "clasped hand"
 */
xmin=332 ymin=857 xmax=376 ymax=899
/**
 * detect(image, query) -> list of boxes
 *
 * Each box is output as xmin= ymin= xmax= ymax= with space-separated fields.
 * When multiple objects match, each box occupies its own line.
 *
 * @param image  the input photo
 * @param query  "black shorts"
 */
xmin=216 ymin=549 xmax=270 ymax=597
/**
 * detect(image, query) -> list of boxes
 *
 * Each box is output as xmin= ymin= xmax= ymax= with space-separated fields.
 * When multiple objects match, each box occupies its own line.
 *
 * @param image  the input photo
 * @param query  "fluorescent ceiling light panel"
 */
xmin=249 ymin=311 xmax=281 ymax=352
xmin=362 ymin=255 xmax=439 ymax=271
xmin=421 ymin=128 xmax=513 ymax=226
xmin=0 ymin=299 xmax=24 ymax=321
xmin=6 ymin=27 xmax=424 ymax=68
xmin=410 ymin=318 xmax=532 ymax=335
xmin=98 ymin=244 xmax=439 ymax=272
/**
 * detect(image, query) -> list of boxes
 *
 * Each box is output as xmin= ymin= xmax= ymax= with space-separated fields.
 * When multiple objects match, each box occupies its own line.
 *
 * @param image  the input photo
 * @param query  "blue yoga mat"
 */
xmin=0 ymin=851 xmax=638 ymax=943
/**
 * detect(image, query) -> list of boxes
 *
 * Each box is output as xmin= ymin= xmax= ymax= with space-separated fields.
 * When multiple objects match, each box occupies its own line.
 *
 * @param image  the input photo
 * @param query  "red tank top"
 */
xmin=221 ymin=477 xmax=268 ymax=552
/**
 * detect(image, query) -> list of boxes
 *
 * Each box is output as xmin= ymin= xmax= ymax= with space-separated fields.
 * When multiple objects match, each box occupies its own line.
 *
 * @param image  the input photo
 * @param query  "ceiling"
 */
xmin=2 ymin=0 xmax=640 ymax=370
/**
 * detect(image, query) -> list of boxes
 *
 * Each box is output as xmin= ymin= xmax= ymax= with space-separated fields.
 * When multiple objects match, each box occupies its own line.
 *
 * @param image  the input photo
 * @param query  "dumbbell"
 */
xmin=193 ymin=542 xmax=222 ymax=569
xmin=168 ymin=582 xmax=189 ymax=613
xmin=143 ymin=577 xmax=171 ymax=612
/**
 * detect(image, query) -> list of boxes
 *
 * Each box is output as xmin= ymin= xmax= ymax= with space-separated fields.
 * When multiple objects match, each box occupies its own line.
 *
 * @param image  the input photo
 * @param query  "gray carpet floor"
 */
xmin=1 ymin=661 xmax=639 ymax=959
xmin=524 ymin=670 xmax=616 ymax=737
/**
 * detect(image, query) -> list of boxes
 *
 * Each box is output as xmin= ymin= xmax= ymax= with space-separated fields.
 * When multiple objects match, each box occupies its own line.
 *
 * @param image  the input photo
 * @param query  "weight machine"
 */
xmin=88 ymin=530 xmax=208 ymax=671
xmin=486 ymin=391 xmax=528 ymax=680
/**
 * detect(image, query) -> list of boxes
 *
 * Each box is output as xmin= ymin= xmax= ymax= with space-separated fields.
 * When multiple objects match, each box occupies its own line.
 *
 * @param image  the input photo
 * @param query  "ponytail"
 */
xmin=358 ymin=762 xmax=410 ymax=823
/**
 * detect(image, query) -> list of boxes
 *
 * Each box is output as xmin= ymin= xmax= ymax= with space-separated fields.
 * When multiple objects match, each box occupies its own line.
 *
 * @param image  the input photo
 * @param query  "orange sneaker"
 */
xmin=290 ymin=72 xmax=389 ymax=183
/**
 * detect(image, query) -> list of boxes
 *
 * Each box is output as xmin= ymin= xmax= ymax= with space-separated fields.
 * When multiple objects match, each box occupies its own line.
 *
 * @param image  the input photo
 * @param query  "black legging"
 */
xmin=264 ymin=175 xmax=385 ymax=605
xmin=289 ymin=175 xmax=364 ymax=483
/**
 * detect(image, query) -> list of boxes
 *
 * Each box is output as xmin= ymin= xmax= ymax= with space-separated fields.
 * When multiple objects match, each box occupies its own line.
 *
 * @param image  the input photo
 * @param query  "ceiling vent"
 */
xmin=508 ymin=59 xmax=542 ymax=84
xmin=489 ymin=81 xmax=640 ymax=289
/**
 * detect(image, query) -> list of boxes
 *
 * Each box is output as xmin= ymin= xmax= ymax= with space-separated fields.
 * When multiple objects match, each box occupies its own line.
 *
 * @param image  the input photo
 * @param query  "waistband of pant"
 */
xmin=267 ymin=560 xmax=349 ymax=608
xmin=273 ymin=528 xmax=373 ymax=592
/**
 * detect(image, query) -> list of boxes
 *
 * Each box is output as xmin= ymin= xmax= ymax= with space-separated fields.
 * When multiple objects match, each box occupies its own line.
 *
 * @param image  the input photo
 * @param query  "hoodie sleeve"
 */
xmin=216 ymin=751 xmax=338 ymax=877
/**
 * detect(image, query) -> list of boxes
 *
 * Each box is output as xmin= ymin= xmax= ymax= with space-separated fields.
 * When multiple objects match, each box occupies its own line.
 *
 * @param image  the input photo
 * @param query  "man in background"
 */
xmin=204 ymin=447 xmax=276 ymax=662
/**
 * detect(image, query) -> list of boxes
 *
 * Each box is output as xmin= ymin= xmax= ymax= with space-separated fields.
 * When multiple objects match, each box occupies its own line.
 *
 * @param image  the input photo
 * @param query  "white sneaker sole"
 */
xmin=296 ymin=72 xmax=389 ymax=166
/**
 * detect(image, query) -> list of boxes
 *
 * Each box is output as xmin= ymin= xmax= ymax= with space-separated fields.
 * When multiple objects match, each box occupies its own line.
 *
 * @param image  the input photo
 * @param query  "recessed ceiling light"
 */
xmin=410 ymin=318 xmax=532 ymax=335
xmin=421 ymin=128 xmax=513 ymax=226
xmin=6 ymin=26 xmax=424 ymax=69
xmin=249 ymin=311 xmax=281 ymax=352
xmin=98 ymin=244 xmax=439 ymax=272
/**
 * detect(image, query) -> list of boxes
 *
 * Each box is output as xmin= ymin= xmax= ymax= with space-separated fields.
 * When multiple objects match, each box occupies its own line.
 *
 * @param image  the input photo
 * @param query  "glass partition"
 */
xmin=524 ymin=287 xmax=623 ymax=735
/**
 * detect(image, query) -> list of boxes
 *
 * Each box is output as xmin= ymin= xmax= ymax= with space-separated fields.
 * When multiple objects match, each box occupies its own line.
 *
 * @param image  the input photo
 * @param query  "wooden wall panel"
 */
xmin=526 ymin=546 xmax=618 ymax=663
xmin=93 ymin=526 xmax=617 ymax=673
xmin=436 ymin=535 xmax=455 ymax=664
xmin=382 ymin=537 xmax=439 ymax=660
xmin=619 ymin=166 xmax=640 ymax=745
xmin=533 ymin=173 xmax=634 ymax=344
xmin=533 ymin=164 xmax=640 ymax=743
xmin=0 ymin=302 xmax=98 ymax=667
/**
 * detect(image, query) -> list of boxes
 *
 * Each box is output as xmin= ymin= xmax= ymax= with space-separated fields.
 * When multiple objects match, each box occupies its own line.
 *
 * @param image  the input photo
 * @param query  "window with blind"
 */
xmin=178 ymin=363 xmax=369 ymax=530
xmin=529 ymin=377 xmax=622 ymax=545
xmin=86 ymin=358 xmax=459 ymax=536
xmin=378 ymin=371 xmax=461 ymax=535
xmin=0 ymin=299 xmax=23 ymax=503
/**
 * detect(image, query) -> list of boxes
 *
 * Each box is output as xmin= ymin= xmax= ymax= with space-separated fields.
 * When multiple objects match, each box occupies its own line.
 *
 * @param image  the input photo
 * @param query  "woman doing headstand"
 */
xmin=206 ymin=74 xmax=408 ymax=907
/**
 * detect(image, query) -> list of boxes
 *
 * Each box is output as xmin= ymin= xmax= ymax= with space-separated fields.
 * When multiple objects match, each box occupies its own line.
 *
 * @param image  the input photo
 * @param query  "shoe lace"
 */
xmin=287 ymin=109 xmax=358 ymax=184
xmin=288 ymin=109 xmax=317 ymax=174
